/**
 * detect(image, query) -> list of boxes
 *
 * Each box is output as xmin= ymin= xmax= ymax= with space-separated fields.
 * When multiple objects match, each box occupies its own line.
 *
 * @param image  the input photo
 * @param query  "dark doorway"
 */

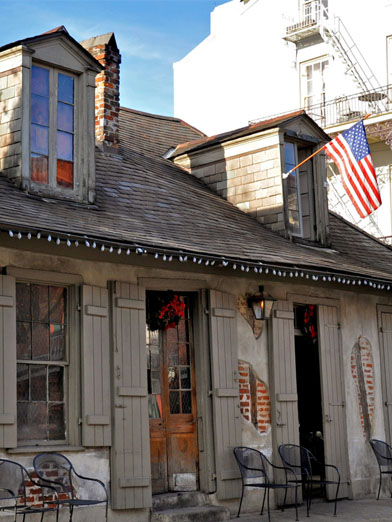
xmin=294 ymin=305 xmax=325 ymax=474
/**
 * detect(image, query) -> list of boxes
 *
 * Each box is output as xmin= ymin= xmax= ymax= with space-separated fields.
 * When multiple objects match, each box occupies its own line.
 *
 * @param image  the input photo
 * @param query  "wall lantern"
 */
xmin=247 ymin=286 xmax=276 ymax=320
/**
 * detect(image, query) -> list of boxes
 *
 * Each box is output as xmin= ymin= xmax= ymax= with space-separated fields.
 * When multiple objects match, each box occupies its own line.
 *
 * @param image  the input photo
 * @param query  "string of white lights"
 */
xmin=5 ymin=228 xmax=392 ymax=291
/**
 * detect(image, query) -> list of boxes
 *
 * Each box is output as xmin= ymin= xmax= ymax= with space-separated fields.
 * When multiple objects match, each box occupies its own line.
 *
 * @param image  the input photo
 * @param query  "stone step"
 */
xmin=151 ymin=505 xmax=231 ymax=522
xmin=152 ymin=492 xmax=209 ymax=511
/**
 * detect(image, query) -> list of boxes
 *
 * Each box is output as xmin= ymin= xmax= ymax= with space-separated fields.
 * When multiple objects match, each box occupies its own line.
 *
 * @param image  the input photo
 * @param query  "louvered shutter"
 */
xmin=0 ymin=275 xmax=16 ymax=448
xmin=318 ymin=305 xmax=349 ymax=498
xmin=110 ymin=282 xmax=151 ymax=509
xmin=81 ymin=285 xmax=111 ymax=446
xmin=270 ymin=300 xmax=299 ymax=504
xmin=209 ymin=290 xmax=241 ymax=500
xmin=378 ymin=305 xmax=392 ymax=444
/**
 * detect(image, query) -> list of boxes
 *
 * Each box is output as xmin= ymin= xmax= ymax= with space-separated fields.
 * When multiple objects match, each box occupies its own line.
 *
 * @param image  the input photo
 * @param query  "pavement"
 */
xmin=231 ymin=498 xmax=392 ymax=521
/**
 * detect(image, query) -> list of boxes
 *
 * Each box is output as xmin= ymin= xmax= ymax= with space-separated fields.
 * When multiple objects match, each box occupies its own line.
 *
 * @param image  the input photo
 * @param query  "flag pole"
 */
xmin=283 ymin=114 xmax=371 ymax=179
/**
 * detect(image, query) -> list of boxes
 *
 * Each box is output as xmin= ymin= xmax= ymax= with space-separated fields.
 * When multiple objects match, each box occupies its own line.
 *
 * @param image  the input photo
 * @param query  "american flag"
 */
xmin=324 ymin=120 xmax=381 ymax=218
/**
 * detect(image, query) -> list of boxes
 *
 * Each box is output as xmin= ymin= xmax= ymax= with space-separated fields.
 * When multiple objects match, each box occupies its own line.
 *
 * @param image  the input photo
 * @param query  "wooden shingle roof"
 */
xmin=0 ymin=107 xmax=392 ymax=282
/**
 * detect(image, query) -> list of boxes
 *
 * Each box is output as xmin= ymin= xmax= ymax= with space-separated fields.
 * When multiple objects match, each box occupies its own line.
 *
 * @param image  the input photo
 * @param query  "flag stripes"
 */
xmin=324 ymin=120 xmax=381 ymax=219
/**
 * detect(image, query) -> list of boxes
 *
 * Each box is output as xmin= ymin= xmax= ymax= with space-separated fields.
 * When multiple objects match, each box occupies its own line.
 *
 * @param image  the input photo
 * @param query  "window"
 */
xmin=301 ymin=58 xmax=329 ymax=126
xmin=16 ymin=282 xmax=69 ymax=444
xmin=30 ymin=65 xmax=75 ymax=190
xmin=285 ymin=142 xmax=303 ymax=236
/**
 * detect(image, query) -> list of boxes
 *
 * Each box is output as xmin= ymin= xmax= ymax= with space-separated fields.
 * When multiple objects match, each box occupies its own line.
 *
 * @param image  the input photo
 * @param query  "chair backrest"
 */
xmin=370 ymin=439 xmax=392 ymax=468
xmin=33 ymin=453 xmax=74 ymax=495
xmin=233 ymin=447 xmax=269 ymax=483
xmin=0 ymin=459 xmax=27 ymax=501
xmin=279 ymin=444 xmax=312 ymax=477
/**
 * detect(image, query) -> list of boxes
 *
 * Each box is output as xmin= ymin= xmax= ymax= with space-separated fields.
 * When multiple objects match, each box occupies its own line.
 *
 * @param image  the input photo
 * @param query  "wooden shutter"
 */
xmin=0 ymin=275 xmax=16 ymax=448
xmin=318 ymin=305 xmax=349 ymax=498
xmin=269 ymin=300 xmax=298 ymax=504
xmin=110 ymin=282 xmax=151 ymax=510
xmin=209 ymin=290 xmax=241 ymax=500
xmin=81 ymin=285 xmax=111 ymax=446
xmin=378 ymin=305 xmax=392 ymax=444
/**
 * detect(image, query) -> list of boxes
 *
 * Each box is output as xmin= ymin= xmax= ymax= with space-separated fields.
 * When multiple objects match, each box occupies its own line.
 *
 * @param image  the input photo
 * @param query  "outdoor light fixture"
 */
xmin=248 ymin=286 xmax=276 ymax=320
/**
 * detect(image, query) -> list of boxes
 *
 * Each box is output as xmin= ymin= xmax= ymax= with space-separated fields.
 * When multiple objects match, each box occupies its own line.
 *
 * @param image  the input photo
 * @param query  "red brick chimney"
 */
xmin=81 ymin=33 xmax=121 ymax=147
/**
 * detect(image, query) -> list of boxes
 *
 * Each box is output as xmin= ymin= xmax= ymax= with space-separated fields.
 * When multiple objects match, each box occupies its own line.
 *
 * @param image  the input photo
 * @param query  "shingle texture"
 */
xmin=0 ymin=107 xmax=392 ymax=281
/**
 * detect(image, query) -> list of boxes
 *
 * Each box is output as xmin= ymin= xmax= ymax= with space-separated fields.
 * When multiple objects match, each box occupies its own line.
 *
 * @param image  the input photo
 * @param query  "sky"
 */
xmin=0 ymin=0 xmax=229 ymax=116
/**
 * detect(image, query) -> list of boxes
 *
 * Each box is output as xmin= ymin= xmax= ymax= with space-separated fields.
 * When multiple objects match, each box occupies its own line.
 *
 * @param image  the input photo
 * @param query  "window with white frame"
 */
xmin=301 ymin=58 xmax=329 ymax=126
xmin=30 ymin=65 xmax=75 ymax=191
xmin=16 ymin=281 xmax=73 ymax=444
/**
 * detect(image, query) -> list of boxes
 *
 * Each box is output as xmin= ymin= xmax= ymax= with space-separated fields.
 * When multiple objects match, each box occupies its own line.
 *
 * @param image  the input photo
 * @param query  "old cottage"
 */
xmin=0 ymin=25 xmax=392 ymax=521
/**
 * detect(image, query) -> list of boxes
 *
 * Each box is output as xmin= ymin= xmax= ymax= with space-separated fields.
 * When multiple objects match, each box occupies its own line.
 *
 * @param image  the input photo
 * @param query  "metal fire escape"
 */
xmin=285 ymin=1 xmax=388 ymax=240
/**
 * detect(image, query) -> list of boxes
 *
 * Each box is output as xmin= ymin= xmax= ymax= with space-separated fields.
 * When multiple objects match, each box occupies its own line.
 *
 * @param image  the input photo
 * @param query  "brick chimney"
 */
xmin=81 ymin=32 xmax=121 ymax=147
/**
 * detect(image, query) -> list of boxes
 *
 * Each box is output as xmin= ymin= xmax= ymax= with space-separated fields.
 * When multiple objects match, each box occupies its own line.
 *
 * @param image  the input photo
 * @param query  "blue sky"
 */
xmin=0 ymin=0 xmax=229 ymax=116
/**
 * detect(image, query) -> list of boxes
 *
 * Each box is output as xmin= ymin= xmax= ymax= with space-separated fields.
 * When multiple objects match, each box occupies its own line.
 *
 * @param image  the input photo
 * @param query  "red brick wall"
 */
xmin=239 ymin=361 xmax=271 ymax=433
xmin=85 ymin=41 xmax=121 ymax=147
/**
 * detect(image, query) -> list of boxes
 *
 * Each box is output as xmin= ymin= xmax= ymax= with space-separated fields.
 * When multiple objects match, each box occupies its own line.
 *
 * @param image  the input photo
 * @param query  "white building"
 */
xmin=174 ymin=0 xmax=392 ymax=240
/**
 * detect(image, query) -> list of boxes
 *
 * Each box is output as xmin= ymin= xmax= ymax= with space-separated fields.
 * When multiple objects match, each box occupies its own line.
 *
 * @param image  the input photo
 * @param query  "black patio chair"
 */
xmin=369 ymin=439 xmax=392 ymax=500
xmin=0 ymin=458 xmax=59 ymax=522
xmin=33 ymin=452 xmax=108 ymax=522
xmin=278 ymin=444 xmax=340 ymax=517
xmin=233 ymin=446 xmax=299 ymax=522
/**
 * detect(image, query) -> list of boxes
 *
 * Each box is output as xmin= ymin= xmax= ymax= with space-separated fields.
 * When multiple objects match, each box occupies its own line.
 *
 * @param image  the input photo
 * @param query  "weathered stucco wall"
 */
xmin=1 ymin=242 xmax=392 ymax=518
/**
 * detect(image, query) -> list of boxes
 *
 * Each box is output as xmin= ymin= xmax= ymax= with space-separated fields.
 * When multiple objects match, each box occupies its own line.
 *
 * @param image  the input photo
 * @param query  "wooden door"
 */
xmin=318 ymin=305 xmax=349 ymax=499
xmin=147 ymin=295 xmax=198 ymax=494
xmin=378 ymin=306 xmax=392 ymax=443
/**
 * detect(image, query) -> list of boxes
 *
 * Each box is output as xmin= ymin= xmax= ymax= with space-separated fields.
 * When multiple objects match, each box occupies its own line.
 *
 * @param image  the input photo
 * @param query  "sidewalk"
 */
xmin=231 ymin=498 xmax=392 ymax=521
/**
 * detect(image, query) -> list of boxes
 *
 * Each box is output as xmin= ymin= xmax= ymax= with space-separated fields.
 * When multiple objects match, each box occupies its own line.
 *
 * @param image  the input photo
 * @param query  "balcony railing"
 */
xmin=285 ymin=0 xmax=329 ymax=42
xmin=251 ymin=84 xmax=392 ymax=130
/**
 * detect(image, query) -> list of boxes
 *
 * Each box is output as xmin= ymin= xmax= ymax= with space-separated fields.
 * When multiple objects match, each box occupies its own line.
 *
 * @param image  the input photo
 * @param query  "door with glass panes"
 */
xmin=146 ymin=293 xmax=198 ymax=494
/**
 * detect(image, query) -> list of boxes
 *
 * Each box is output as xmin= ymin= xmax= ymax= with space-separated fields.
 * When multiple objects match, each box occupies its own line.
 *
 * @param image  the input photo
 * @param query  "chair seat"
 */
xmin=59 ymin=498 xmax=106 ymax=506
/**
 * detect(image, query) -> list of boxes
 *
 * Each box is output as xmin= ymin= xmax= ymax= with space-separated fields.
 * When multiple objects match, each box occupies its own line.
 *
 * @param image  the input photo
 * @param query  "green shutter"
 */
xmin=0 ymin=275 xmax=16 ymax=448
xmin=110 ymin=282 xmax=151 ymax=510
xmin=209 ymin=290 xmax=242 ymax=500
xmin=81 ymin=285 xmax=111 ymax=446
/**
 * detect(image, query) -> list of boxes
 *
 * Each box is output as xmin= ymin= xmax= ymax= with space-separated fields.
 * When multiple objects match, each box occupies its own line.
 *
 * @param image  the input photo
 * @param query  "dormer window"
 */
xmin=284 ymin=139 xmax=316 ymax=240
xmin=30 ymin=65 xmax=75 ymax=190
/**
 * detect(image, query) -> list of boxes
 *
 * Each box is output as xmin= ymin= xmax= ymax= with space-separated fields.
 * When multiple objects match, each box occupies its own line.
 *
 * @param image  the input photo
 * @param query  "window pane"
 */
xmin=182 ymin=391 xmax=192 ymax=414
xmin=168 ymin=367 xmax=179 ymax=389
xmin=285 ymin=142 xmax=296 ymax=171
xmin=32 ymin=323 xmax=49 ymax=360
xmin=180 ymin=367 xmax=191 ymax=389
xmin=17 ymin=364 xmax=29 ymax=401
xmin=57 ymin=160 xmax=73 ymax=188
xmin=49 ymin=366 xmax=63 ymax=401
xmin=57 ymin=131 xmax=73 ymax=161
xmin=31 ymin=66 xmax=49 ymax=97
xmin=49 ymin=287 xmax=66 ymax=324
xmin=57 ymin=102 xmax=73 ymax=132
xmin=17 ymin=402 xmax=47 ymax=441
xmin=31 ymin=124 xmax=48 ymax=155
xmin=178 ymin=343 xmax=189 ymax=365
xmin=31 ymin=365 xmax=47 ymax=401
xmin=31 ymin=94 xmax=49 ymax=126
xmin=58 ymin=73 xmax=74 ymax=104
xmin=31 ymin=154 xmax=49 ymax=184
xmin=50 ymin=324 xmax=65 ymax=360
xmin=169 ymin=391 xmax=180 ymax=414
xmin=32 ymin=285 xmax=49 ymax=322
xmin=49 ymin=404 xmax=65 ymax=440
xmin=17 ymin=322 xmax=31 ymax=360
xmin=16 ymin=283 xmax=31 ymax=321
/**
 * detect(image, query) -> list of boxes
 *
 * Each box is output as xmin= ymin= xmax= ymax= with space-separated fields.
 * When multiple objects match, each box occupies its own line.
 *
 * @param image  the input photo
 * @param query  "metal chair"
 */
xmin=0 ymin=458 xmax=59 ymax=522
xmin=278 ymin=444 xmax=340 ymax=517
xmin=33 ymin=452 xmax=108 ymax=522
xmin=369 ymin=439 xmax=392 ymax=500
xmin=233 ymin=446 xmax=299 ymax=522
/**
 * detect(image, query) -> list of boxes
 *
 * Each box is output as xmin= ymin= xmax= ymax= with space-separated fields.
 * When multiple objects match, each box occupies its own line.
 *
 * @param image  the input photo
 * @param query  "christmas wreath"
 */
xmin=147 ymin=291 xmax=186 ymax=331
